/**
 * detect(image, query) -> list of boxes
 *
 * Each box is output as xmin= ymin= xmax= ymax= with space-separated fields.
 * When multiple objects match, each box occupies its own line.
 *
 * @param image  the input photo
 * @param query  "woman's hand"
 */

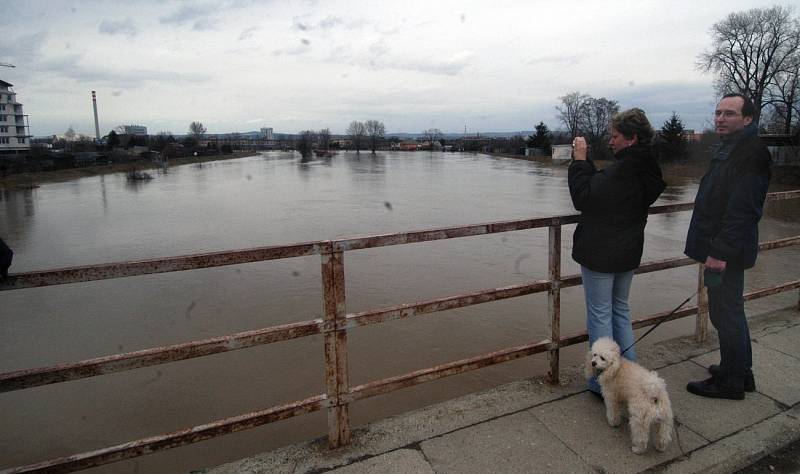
xmin=572 ymin=137 xmax=587 ymax=161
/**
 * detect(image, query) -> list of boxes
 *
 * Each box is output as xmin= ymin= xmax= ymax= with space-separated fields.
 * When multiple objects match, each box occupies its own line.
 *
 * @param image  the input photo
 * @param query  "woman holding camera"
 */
xmin=569 ymin=108 xmax=666 ymax=395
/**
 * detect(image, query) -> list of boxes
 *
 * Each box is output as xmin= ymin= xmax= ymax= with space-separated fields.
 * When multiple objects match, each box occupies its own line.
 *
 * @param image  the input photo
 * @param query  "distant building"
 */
xmin=261 ymin=127 xmax=274 ymax=140
xmin=123 ymin=124 xmax=148 ymax=136
xmin=395 ymin=142 xmax=418 ymax=151
xmin=0 ymin=79 xmax=31 ymax=154
xmin=682 ymin=129 xmax=704 ymax=142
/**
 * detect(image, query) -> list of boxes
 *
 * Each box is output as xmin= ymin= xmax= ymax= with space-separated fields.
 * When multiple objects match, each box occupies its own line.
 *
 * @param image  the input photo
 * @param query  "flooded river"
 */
xmin=1 ymin=151 xmax=798 ymax=473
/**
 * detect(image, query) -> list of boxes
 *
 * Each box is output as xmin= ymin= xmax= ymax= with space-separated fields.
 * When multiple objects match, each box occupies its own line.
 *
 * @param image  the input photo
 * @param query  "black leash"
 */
xmin=620 ymin=289 xmax=700 ymax=356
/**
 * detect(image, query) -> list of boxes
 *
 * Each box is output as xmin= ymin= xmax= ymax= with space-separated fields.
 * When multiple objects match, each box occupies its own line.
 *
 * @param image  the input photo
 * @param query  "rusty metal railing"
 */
xmin=1 ymin=190 xmax=799 ymax=473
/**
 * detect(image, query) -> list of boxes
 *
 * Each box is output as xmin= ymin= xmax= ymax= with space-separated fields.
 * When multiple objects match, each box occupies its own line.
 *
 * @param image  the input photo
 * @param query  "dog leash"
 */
xmin=619 ymin=289 xmax=700 ymax=357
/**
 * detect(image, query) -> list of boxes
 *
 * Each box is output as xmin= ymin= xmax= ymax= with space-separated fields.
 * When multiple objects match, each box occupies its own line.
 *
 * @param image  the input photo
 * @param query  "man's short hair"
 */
xmin=721 ymin=93 xmax=755 ymax=118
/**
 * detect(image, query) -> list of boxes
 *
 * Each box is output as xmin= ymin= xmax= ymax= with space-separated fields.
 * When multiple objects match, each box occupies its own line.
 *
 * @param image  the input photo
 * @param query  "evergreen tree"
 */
xmin=658 ymin=112 xmax=688 ymax=160
xmin=529 ymin=121 xmax=552 ymax=155
xmin=107 ymin=130 xmax=120 ymax=149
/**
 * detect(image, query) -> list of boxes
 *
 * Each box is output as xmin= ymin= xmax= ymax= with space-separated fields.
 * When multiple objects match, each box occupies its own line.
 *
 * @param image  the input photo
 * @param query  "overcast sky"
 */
xmin=0 ymin=0 xmax=782 ymax=137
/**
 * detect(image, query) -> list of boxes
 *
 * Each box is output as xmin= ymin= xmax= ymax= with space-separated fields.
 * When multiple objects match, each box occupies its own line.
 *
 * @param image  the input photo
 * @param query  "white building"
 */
xmin=0 ymin=79 xmax=31 ymax=153
xmin=123 ymin=124 xmax=148 ymax=136
xmin=260 ymin=127 xmax=274 ymax=140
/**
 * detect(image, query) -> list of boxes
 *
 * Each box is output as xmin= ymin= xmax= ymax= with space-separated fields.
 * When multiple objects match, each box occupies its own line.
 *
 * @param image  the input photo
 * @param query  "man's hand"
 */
xmin=704 ymin=256 xmax=727 ymax=272
xmin=572 ymin=137 xmax=587 ymax=161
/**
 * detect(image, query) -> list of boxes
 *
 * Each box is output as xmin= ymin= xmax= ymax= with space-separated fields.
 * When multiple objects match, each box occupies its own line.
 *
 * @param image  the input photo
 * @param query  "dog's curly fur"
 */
xmin=585 ymin=337 xmax=674 ymax=454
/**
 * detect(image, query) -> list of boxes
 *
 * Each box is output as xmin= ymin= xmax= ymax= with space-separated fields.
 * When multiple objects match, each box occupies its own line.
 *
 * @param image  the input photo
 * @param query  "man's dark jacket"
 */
xmin=568 ymin=144 xmax=666 ymax=273
xmin=684 ymin=124 xmax=771 ymax=269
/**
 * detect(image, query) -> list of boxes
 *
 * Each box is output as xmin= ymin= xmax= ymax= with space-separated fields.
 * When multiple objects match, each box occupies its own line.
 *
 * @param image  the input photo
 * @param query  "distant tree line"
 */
xmin=552 ymin=92 xmax=690 ymax=161
xmin=346 ymin=120 xmax=386 ymax=154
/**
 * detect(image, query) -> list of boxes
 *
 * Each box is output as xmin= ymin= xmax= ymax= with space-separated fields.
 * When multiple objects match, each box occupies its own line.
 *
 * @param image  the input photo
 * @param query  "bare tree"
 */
xmin=364 ymin=120 xmax=386 ymax=154
xmin=189 ymin=121 xmax=207 ymax=140
xmin=698 ymin=5 xmax=800 ymax=123
xmin=318 ymin=128 xmax=331 ymax=150
xmin=64 ymin=126 xmax=76 ymax=141
xmin=422 ymin=128 xmax=442 ymax=150
xmin=583 ymin=97 xmax=619 ymax=151
xmin=346 ymin=121 xmax=366 ymax=153
xmin=556 ymin=92 xmax=591 ymax=138
xmin=765 ymin=51 xmax=800 ymax=133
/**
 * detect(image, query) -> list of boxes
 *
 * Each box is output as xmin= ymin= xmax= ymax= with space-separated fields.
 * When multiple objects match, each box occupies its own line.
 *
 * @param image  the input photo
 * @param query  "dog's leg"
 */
xmin=654 ymin=413 xmax=673 ymax=452
xmin=628 ymin=409 xmax=650 ymax=454
xmin=604 ymin=393 xmax=622 ymax=427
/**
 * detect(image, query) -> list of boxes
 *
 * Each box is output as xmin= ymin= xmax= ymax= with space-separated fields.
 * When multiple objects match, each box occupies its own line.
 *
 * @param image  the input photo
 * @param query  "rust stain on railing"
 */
xmin=346 ymin=280 xmax=551 ymax=328
xmin=1 ymin=242 xmax=325 ymax=291
xmin=346 ymin=339 xmax=552 ymax=403
xmin=0 ymin=319 xmax=322 ymax=393
xmin=1 ymin=395 xmax=326 ymax=474
xmin=1 ymin=190 xmax=798 ymax=473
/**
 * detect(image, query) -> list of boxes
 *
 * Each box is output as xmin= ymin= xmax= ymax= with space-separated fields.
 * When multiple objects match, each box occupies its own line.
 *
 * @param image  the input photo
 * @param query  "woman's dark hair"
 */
xmin=721 ymin=92 xmax=755 ymax=118
xmin=611 ymin=108 xmax=653 ymax=145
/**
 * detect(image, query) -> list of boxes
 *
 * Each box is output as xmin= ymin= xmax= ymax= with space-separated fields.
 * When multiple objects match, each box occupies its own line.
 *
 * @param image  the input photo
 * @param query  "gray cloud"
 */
xmin=159 ymin=4 xmax=218 ymax=30
xmin=606 ymin=81 xmax=717 ymax=131
xmin=392 ymin=59 xmax=469 ymax=76
xmin=364 ymin=48 xmax=474 ymax=76
xmin=192 ymin=18 xmax=218 ymax=31
xmin=273 ymin=39 xmax=312 ymax=56
xmin=99 ymin=19 xmax=138 ymax=38
xmin=293 ymin=15 xmax=366 ymax=32
xmin=40 ymin=54 xmax=211 ymax=88
xmin=527 ymin=53 xmax=588 ymax=67
xmin=318 ymin=16 xmax=342 ymax=29
xmin=238 ymin=26 xmax=259 ymax=41
xmin=3 ymin=31 xmax=48 ymax=65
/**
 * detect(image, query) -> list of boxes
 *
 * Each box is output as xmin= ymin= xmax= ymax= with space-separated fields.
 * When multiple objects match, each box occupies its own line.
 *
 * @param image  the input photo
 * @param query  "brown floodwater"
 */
xmin=1 ymin=151 xmax=797 ymax=473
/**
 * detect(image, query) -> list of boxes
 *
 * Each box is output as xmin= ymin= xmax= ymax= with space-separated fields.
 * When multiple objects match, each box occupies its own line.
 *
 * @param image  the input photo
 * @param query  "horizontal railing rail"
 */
xmin=1 ymin=189 xmax=798 ymax=474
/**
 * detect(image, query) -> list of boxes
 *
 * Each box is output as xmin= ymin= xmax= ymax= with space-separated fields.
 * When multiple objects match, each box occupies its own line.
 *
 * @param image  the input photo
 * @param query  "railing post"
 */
xmin=695 ymin=264 xmax=709 ymax=342
xmin=547 ymin=223 xmax=562 ymax=384
xmin=321 ymin=243 xmax=350 ymax=448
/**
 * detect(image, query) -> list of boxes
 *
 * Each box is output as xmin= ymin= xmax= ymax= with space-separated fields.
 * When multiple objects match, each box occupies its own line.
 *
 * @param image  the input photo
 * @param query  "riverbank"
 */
xmin=489 ymin=151 xmax=800 ymax=186
xmin=0 ymin=151 xmax=259 ymax=189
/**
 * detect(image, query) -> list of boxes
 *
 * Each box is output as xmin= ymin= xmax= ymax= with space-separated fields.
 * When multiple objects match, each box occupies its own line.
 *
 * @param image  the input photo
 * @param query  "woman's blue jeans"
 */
xmin=581 ymin=266 xmax=637 ymax=394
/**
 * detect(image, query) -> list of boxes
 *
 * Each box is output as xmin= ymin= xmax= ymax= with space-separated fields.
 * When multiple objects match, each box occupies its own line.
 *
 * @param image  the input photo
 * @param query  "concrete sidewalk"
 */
xmin=205 ymin=306 xmax=800 ymax=474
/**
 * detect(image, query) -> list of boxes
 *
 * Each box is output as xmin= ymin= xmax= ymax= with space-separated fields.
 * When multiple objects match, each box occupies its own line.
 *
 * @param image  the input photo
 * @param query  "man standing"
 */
xmin=685 ymin=93 xmax=771 ymax=400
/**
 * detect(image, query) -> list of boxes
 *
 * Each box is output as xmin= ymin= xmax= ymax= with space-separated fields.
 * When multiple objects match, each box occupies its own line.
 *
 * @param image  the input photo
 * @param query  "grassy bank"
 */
xmin=487 ymin=151 xmax=800 ymax=186
xmin=0 ymin=151 xmax=259 ymax=189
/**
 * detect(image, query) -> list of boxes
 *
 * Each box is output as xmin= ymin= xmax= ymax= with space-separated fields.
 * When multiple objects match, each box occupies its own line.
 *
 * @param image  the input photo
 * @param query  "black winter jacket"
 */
xmin=684 ymin=125 xmax=771 ymax=269
xmin=568 ymin=145 xmax=666 ymax=273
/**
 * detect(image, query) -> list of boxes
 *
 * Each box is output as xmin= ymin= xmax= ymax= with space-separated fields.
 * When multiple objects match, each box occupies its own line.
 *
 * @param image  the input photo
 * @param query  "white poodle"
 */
xmin=585 ymin=337 xmax=674 ymax=454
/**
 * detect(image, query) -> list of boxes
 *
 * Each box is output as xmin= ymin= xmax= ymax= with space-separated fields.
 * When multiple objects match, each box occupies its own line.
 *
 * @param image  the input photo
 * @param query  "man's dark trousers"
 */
xmin=708 ymin=265 xmax=750 ymax=390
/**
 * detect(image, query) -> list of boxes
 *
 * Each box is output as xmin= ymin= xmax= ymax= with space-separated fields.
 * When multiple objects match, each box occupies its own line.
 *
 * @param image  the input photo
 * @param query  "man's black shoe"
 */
xmin=687 ymin=376 xmax=745 ymax=400
xmin=708 ymin=364 xmax=756 ymax=392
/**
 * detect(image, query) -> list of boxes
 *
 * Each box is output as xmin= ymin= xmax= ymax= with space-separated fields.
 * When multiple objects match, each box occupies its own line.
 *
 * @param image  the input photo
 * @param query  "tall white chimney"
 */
xmin=91 ymin=91 xmax=100 ymax=140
